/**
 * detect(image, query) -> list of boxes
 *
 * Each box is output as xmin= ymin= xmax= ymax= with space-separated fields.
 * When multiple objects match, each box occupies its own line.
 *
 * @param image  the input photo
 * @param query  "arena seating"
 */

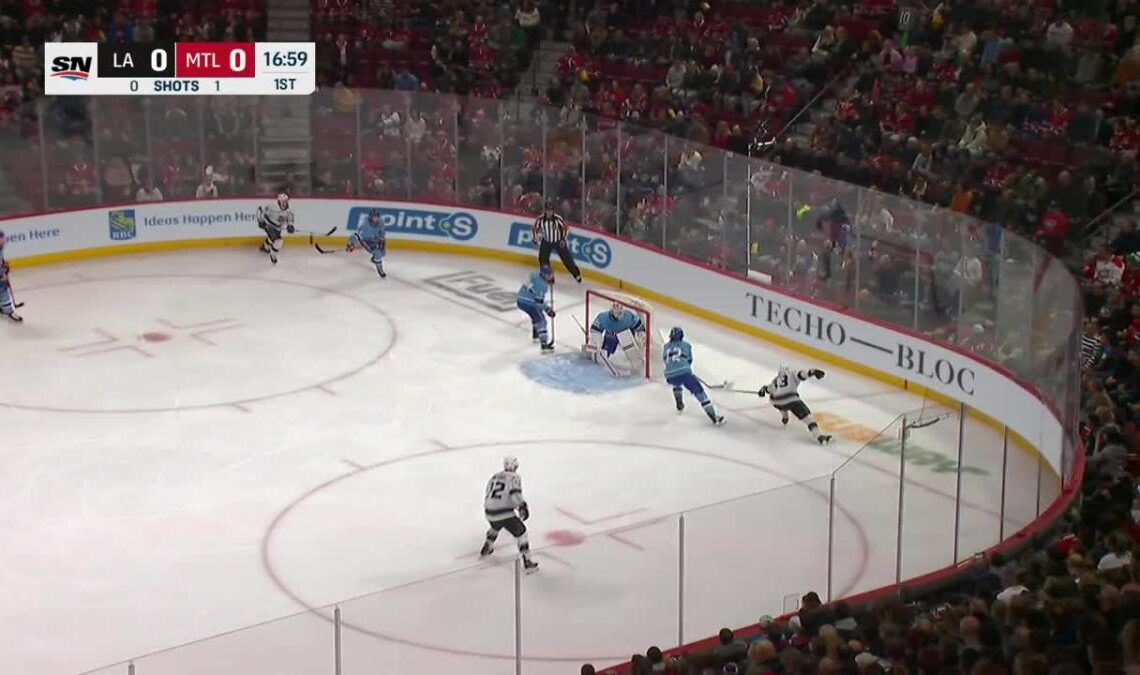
xmin=0 ymin=0 xmax=266 ymax=210
xmin=0 ymin=0 xmax=1137 ymax=671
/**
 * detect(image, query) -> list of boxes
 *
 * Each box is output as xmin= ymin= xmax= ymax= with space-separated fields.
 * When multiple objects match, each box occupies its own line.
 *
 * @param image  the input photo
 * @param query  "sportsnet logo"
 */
xmin=50 ymin=55 xmax=93 ymax=81
xmin=507 ymin=222 xmax=613 ymax=269
xmin=109 ymin=209 xmax=137 ymax=241
xmin=346 ymin=206 xmax=478 ymax=241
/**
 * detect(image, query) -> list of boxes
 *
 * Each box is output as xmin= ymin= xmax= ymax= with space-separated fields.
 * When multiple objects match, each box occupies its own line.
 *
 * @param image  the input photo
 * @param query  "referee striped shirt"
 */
xmin=532 ymin=213 xmax=567 ymax=243
xmin=1080 ymin=333 xmax=1101 ymax=367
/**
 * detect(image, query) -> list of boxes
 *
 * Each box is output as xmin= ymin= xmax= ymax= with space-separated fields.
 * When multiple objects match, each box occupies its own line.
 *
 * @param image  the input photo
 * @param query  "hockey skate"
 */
xmin=713 ymin=415 xmax=726 ymax=426
xmin=676 ymin=400 xmax=685 ymax=412
xmin=817 ymin=434 xmax=833 ymax=445
xmin=377 ymin=264 xmax=387 ymax=278
xmin=4 ymin=312 xmax=22 ymax=323
xmin=479 ymin=543 xmax=493 ymax=557
xmin=523 ymin=559 xmax=539 ymax=574
xmin=540 ymin=342 xmax=554 ymax=353
xmin=781 ymin=416 xmax=789 ymax=427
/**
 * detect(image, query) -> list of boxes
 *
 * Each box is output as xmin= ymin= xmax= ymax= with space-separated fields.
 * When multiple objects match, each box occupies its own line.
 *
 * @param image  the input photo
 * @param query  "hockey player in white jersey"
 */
xmin=586 ymin=301 xmax=646 ymax=376
xmin=758 ymin=365 xmax=832 ymax=444
xmin=256 ymin=193 xmax=295 ymax=264
xmin=480 ymin=456 xmax=539 ymax=573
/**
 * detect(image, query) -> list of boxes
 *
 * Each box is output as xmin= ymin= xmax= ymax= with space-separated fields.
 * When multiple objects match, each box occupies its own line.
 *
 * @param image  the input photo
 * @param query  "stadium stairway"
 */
xmin=259 ymin=0 xmax=313 ymax=194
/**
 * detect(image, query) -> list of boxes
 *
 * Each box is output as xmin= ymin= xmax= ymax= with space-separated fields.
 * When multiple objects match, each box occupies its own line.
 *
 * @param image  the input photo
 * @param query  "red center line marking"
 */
xmin=79 ymin=344 xmax=155 ymax=359
xmin=155 ymin=317 xmax=236 ymax=330
xmin=555 ymin=506 xmax=647 ymax=526
xmin=557 ymin=506 xmax=652 ymax=550
xmin=57 ymin=328 xmax=120 ymax=352
xmin=189 ymin=323 xmax=243 ymax=346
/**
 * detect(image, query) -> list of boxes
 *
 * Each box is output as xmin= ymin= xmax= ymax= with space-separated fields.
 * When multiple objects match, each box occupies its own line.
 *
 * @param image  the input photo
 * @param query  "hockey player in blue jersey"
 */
xmin=517 ymin=265 xmax=556 ymax=352
xmin=346 ymin=208 xmax=387 ymax=277
xmin=662 ymin=327 xmax=724 ymax=425
xmin=587 ymin=300 xmax=647 ymax=375
xmin=0 ymin=230 xmax=21 ymax=323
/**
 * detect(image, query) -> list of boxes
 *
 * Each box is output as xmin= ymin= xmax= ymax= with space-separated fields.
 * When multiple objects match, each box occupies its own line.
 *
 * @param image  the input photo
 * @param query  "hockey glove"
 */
xmin=286 ymin=224 xmax=296 ymax=234
xmin=758 ymin=385 xmax=770 ymax=397
xmin=544 ymin=306 xmax=556 ymax=318
xmin=811 ymin=369 xmax=826 ymax=379
xmin=518 ymin=502 xmax=530 ymax=521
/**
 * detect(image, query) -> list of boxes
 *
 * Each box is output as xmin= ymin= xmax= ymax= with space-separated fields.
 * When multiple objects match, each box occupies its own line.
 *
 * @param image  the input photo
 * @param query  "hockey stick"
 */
xmin=312 ymin=241 xmax=342 ymax=255
xmin=697 ymin=377 xmax=734 ymax=390
xmin=299 ymin=226 xmax=338 ymax=237
xmin=548 ymin=280 xmax=555 ymax=343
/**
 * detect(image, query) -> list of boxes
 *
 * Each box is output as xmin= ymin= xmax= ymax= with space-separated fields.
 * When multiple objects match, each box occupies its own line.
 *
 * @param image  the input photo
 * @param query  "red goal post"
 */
xmin=583 ymin=289 xmax=654 ymax=379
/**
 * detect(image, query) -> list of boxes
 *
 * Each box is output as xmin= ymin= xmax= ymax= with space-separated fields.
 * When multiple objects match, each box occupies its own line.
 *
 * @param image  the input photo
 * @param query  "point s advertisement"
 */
xmin=346 ymin=206 xmax=478 ymax=241
xmin=507 ymin=222 xmax=613 ymax=269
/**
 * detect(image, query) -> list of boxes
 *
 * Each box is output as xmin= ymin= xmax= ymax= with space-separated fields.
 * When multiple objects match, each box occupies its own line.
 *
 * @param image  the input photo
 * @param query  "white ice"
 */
xmin=0 ymin=247 xmax=1049 ymax=675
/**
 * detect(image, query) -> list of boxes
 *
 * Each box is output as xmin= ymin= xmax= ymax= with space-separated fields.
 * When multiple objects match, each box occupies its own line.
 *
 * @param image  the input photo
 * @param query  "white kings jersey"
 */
xmin=767 ymin=366 xmax=814 ymax=406
xmin=484 ymin=470 xmax=523 ymax=522
xmin=258 ymin=203 xmax=295 ymax=231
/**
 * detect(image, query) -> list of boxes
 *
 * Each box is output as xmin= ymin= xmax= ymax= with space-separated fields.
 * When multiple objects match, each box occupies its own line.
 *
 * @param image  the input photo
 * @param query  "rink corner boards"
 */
xmin=11 ymin=232 xmax=1053 ymax=481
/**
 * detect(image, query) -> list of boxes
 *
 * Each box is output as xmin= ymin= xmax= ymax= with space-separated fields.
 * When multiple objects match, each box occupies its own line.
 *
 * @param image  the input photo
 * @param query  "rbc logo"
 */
xmin=108 ymin=209 xmax=137 ymax=241
xmin=50 ymin=56 xmax=93 ymax=81
xmin=507 ymin=222 xmax=613 ymax=269
xmin=346 ymin=207 xmax=478 ymax=241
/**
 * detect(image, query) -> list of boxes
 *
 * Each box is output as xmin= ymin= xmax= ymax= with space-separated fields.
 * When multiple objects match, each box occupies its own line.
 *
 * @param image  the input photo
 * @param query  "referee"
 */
xmin=532 ymin=200 xmax=582 ymax=282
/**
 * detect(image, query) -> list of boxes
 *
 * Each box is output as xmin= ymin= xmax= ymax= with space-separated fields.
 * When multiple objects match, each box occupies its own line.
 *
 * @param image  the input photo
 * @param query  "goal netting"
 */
xmin=583 ymin=289 xmax=654 ymax=379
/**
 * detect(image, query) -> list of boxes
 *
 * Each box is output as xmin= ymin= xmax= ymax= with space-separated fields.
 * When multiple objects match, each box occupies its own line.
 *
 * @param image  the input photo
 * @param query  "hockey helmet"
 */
xmin=669 ymin=326 xmax=684 ymax=342
xmin=368 ymin=208 xmax=381 ymax=224
xmin=610 ymin=301 xmax=624 ymax=317
xmin=277 ymin=193 xmax=290 ymax=209
xmin=539 ymin=264 xmax=554 ymax=281
xmin=503 ymin=455 xmax=519 ymax=472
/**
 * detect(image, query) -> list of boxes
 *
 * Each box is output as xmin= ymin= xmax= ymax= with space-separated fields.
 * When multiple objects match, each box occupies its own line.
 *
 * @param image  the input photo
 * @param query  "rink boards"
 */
xmin=0 ymin=197 xmax=1065 ymax=475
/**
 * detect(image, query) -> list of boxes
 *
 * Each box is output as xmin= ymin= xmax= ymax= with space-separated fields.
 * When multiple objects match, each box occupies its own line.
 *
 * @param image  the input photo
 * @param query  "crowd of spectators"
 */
xmin=0 ymin=0 xmax=265 ymax=209
xmin=312 ymin=0 xmax=544 ymax=98
xmin=0 ymin=0 xmax=1137 ymax=673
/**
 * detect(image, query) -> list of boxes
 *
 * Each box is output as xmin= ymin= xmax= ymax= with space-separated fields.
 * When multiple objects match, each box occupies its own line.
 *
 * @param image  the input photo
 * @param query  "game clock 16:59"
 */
xmin=263 ymin=49 xmax=308 ymax=69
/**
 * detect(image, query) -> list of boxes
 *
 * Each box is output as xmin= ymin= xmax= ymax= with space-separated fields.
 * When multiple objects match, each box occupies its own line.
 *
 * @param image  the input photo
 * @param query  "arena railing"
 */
xmin=0 ymin=90 xmax=1083 ymax=673
xmin=73 ymin=404 xmax=1074 ymax=675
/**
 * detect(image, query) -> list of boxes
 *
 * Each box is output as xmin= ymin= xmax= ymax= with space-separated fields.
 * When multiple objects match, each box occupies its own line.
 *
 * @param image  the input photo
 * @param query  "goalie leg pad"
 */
xmin=595 ymin=348 xmax=628 ymax=377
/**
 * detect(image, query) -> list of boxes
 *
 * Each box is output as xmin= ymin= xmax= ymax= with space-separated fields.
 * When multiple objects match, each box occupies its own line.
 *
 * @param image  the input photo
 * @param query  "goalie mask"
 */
xmin=277 ymin=193 xmax=290 ymax=209
xmin=610 ymin=301 xmax=624 ymax=318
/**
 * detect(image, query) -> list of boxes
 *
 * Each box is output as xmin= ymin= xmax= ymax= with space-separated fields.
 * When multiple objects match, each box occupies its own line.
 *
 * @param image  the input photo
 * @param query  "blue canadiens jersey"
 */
xmin=516 ymin=271 xmax=550 ymax=307
xmin=661 ymin=339 xmax=694 ymax=378
xmin=591 ymin=309 xmax=644 ymax=335
xmin=357 ymin=218 xmax=386 ymax=244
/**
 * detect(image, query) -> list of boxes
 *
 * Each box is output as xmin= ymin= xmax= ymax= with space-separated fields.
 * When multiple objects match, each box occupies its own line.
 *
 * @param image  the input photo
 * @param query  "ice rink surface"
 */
xmin=0 ymin=246 xmax=1050 ymax=675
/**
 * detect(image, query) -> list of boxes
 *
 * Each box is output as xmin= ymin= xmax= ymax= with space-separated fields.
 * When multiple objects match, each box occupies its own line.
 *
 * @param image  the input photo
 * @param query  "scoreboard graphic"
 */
xmin=44 ymin=42 xmax=315 ymax=96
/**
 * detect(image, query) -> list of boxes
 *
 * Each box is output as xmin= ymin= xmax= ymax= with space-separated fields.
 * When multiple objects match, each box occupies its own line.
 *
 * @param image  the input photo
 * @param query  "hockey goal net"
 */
xmin=584 ymin=288 xmax=654 ymax=379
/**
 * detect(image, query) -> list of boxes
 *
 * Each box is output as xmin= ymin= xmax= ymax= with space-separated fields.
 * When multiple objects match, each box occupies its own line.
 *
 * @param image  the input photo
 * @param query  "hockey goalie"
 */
xmin=585 ymin=301 xmax=647 ymax=376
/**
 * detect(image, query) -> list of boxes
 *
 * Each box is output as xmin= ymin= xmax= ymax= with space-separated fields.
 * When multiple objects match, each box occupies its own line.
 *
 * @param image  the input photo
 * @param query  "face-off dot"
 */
xmin=545 ymin=529 xmax=586 ymax=546
xmin=140 ymin=332 xmax=171 ymax=343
